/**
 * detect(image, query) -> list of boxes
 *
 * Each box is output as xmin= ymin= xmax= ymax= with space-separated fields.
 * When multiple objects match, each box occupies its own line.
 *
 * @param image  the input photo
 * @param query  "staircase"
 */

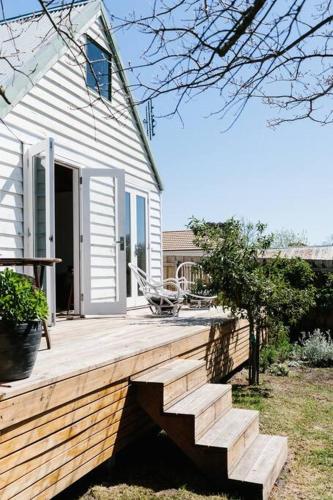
xmin=132 ymin=358 xmax=287 ymax=500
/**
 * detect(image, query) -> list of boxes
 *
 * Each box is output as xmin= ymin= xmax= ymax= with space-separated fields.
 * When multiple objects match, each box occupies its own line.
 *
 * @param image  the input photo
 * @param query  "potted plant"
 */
xmin=0 ymin=268 xmax=48 ymax=381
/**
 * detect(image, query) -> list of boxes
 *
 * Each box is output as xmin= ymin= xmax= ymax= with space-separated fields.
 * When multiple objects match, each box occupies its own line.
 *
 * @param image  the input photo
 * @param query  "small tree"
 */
xmin=271 ymin=228 xmax=308 ymax=248
xmin=189 ymin=218 xmax=316 ymax=384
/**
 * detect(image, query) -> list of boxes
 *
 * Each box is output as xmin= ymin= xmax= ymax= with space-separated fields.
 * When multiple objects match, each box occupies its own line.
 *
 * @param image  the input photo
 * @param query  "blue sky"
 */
xmin=4 ymin=1 xmax=333 ymax=244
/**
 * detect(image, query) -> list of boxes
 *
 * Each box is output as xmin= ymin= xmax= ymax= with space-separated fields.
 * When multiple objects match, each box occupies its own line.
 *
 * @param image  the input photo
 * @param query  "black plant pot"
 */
xmin=0 ymin=321 xmax=42 ymax=381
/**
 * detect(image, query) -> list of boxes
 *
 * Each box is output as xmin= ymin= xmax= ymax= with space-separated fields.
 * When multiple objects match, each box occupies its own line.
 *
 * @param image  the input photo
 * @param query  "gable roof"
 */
xmin=163 ymin=230 xmax=202 ymax=253
xmin=0 ymin=0 xmax=163 ymax=191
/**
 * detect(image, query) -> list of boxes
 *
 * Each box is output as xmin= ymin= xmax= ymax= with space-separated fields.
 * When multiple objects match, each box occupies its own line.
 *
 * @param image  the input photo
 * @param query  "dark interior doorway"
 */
xmin=55 ymin=164 xmax=74 ymax=313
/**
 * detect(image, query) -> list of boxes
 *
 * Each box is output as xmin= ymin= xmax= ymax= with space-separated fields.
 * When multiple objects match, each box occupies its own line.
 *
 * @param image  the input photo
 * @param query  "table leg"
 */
xmin=42 ymin=319 xmax=51 ymax=350
xmin=33 ymin=265 xmax=40 ymax=288
xmin=33 ymin=265 xmax=51 ymax=350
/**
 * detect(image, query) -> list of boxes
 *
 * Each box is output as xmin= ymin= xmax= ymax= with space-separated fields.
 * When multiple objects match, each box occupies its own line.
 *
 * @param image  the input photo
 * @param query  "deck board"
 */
xmin=0 ymin=308 xmax=232 ymax=400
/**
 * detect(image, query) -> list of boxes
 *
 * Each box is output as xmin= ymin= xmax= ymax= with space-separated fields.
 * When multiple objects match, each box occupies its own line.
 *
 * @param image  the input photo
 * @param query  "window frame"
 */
xmin=86 ymin=35 xmax=112 ymax=102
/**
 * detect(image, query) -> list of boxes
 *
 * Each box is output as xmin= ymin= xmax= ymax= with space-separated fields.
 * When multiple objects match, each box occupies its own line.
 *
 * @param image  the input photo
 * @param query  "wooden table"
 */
xmin=0 ymin=258 xmax=62 ymax=349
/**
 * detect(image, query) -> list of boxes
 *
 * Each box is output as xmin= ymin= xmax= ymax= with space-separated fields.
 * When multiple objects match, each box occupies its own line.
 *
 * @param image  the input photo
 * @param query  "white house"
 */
xmin=0 ymin=0 xmax=163 ymax=320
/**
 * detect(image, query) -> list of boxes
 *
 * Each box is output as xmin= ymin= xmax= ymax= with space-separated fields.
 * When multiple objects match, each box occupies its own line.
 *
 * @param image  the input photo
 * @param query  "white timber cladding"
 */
xmin=0 ymin=16 xmax=162 ymax=281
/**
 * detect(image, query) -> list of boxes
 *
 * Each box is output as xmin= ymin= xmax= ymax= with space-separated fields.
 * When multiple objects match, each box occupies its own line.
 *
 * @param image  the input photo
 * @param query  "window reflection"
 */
xmin=136 ymin=196 xmax=146 ymax=294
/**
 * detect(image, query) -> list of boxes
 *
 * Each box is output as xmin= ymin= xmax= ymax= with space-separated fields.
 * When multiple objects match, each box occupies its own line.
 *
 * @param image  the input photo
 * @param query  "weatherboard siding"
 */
xmin=0 ymin=17 xmax=162 ymax=280
xmin=0 ymin=128 xmax=24 ymax=258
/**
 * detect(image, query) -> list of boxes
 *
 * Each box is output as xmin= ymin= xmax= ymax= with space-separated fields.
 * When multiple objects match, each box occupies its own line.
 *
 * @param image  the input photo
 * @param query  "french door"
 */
xmin=80 ymin=168 xmax=126 ymax=315
xmin=24 ymin=138 xmax=56 ymax=323
xmin=126 ymin=189 xmax=149 ymax=307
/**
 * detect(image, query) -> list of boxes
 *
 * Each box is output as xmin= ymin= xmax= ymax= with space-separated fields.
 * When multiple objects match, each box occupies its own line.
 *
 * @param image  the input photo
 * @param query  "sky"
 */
xmin=3 ymin=0 xmax=333 ymax=245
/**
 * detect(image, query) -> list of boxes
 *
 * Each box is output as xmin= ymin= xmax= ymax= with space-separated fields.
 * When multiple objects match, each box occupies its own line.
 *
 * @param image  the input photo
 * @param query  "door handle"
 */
xmin=116 ymin=236 xmax=125 ymax=251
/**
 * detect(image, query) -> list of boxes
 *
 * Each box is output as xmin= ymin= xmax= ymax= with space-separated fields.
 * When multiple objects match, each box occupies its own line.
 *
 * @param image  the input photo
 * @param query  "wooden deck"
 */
xmin=0 ymin=308 xmax=249 ymax=499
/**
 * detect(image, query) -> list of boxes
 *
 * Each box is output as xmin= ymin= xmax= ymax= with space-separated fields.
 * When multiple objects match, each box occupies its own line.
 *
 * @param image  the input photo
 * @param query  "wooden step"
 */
xmin=229 ymin=434 xmax=288 ymax=500
xmin=133 ymin=358 xmax=207 ymax=408
xmin=133 ymin=361 xmax=287 ymax=500
xmin=197 ymin=408 xmax=259 ymax=472
xmin=166 ymin=383 xmax=232 ymax=440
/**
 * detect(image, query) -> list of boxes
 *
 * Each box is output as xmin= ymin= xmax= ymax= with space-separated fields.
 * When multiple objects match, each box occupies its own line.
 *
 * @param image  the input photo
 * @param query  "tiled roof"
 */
xmin=163 ymin=230 xmax=200 ymax=252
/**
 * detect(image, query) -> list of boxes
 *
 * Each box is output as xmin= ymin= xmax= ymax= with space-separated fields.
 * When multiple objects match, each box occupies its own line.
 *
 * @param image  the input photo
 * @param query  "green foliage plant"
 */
xmin=0 ymin=268 xmax=48 ymax=325
xmin=260 ymin=322 xmax=292 ymax=372
xmin=189 ymin=217 xmax=316 ymax=385
xmin=315 ymin=273 xmax=333 ymax=310
xmin=302 ymin=330 xmax=333 ymax=366
xmin=268 ymin=362 xmax=289 ymax=376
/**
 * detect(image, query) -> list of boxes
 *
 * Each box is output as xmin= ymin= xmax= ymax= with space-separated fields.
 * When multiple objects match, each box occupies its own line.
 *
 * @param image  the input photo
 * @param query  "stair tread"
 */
xmin=229 ymin=434 xmax=288 ymax=485
xmin=133 ymin=359 xmax=205 ymax=384
xmin=165 ymin=383 xmax=231 ymax=416
xmin=197 ymin=408 xmax=259 ymax=448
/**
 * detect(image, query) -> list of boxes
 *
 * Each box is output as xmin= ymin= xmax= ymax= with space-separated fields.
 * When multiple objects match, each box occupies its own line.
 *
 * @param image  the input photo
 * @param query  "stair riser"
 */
xmin=195 ymin=389 xmax=232 ymax=440
xmin=228 ymin=415 xmax=259 ymax=474
xmin=163 ymin=365 xmax=207 ymax=409
xmin=262 ymin=439 xmax=288 ymax=500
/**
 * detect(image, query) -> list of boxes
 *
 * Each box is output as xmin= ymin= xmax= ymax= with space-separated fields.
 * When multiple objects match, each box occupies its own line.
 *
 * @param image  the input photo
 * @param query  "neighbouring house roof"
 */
xmin=0 ymin=0 xmax=163 ymax=191
xmin=263 ymin=246 xmax=333 ymax=270
xmin=163 ymin=230 xmax=202 ymax=253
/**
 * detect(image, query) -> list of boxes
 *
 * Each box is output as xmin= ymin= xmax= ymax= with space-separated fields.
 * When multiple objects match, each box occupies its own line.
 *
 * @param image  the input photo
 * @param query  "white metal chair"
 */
xmin=176 ymin=261 xmax=217 ymax=308
xmin=129 ymin=263 xmax=183 ymax=316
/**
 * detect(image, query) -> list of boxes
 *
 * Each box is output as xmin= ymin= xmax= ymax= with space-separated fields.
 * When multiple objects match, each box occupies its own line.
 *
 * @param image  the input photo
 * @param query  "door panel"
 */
xmin=136 ymin=195 xmax=147 ymax=295
xmin=24 ymin=138 xmax=55 ymax=323
xmin=126 ymin=190 xmax=149 ymax=307
xmin=81 ymin=168 xmax=126 ymax=315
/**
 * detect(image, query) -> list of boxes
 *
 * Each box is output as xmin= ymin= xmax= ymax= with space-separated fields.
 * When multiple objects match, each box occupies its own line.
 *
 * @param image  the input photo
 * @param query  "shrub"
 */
xmin=260 ymin=322 xmax=292 ymax=372
xmin=268 ymin=362 xmax=289 ymax=376
xmin=0 ymin=269 xmax=48 ymax=325
xmin=316 ymin=273 xmax=333 ymax=310
xmin=302 ymin=330 xmax=333 ymax=367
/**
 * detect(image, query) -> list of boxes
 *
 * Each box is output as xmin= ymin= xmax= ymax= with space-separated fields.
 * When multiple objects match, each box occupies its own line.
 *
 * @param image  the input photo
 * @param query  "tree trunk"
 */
xmin=248 ymin=317 xmax=256 ymax=385
xmin=255 ymin=325 xmax=261 ymax=385
xmin=248 ymin=318 xmax=261 ymax=385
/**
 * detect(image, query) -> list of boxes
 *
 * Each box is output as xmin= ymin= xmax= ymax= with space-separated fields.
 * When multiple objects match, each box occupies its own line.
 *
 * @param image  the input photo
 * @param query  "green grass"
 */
xmin=232 ymin=367 xmax=333 ymax=499
xmin=65 ymin=367 xmax=332 ymax=500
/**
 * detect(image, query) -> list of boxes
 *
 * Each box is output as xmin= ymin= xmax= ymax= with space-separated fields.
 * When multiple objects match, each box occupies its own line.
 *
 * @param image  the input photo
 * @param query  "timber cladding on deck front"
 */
xmin=0 ymin=319 xmax=249 ymax=499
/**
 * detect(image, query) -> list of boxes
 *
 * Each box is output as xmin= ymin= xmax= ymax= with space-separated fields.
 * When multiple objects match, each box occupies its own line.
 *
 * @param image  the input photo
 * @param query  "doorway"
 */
xmin=54 ymin=164 xmax=79 ymax=315
xmin=25 ymin=139 xmax=126 ymax=319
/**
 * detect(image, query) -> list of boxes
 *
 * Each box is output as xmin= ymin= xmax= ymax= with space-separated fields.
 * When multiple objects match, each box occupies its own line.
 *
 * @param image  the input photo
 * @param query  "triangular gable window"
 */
xmin=86 ymin=36 xmax=112 ymax=101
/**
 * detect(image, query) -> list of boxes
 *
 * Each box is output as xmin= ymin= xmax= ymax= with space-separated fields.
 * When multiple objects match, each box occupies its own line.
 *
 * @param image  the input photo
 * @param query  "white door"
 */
xmin=24 ymin=138 xmax=56 ymax=323
xmin=126 ymin=189 xmax=149 ymax=307
xmin=80 ymin=168 xmax=126 ymax=315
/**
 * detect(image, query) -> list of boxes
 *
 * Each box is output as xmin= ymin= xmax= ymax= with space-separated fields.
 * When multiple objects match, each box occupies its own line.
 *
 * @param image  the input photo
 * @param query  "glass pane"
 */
xmin=87 ymin=39 xmax=111 ymax=100
xmin=125 ymin=192 xmax=131 ymax=298
xmin=33 ymin=155 xmax=46 ymax=258
xmin=136 ymin=196 xmax=146 ymax=294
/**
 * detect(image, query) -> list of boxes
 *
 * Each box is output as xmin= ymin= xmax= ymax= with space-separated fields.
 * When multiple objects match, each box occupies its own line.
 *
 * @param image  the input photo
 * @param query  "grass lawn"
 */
xmin=59 ymin=367 xmax=332 ymax=500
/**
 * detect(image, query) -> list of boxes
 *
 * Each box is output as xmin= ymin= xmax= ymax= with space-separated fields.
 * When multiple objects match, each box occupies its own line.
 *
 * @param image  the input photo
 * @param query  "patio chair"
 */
xmin=176 ymin=261 xmax=217 ymax=309
xmin=128 ymin=263 xmax=183 ymax=316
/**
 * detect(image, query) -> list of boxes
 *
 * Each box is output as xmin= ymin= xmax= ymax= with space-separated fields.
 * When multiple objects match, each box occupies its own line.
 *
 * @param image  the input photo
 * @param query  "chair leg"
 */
xmin=42 ymin=319 xmax=51 ymax=350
